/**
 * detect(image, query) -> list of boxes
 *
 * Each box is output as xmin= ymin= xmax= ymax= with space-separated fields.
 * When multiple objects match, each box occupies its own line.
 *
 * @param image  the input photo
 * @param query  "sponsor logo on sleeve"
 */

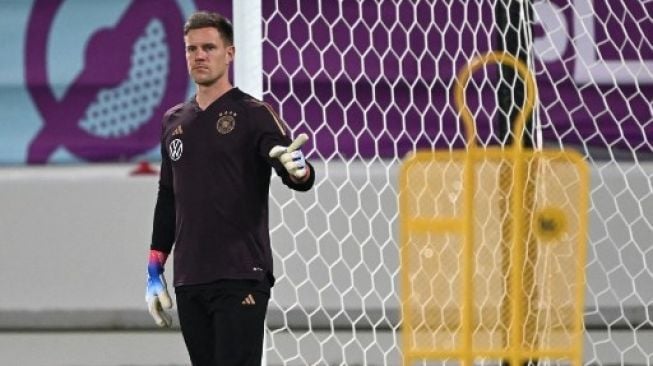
xmin=169 ymin=138 xmax=183 ymax=161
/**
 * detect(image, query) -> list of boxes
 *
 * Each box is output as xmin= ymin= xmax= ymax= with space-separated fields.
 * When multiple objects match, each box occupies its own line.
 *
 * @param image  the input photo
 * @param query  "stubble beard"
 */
xmin=193 ymin=73 xmax=219 ymax=87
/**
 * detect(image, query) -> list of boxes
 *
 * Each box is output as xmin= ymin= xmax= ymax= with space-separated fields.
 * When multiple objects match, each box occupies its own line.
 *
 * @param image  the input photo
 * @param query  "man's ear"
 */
xmin=226 ymin=45 xmax=235 ymax=64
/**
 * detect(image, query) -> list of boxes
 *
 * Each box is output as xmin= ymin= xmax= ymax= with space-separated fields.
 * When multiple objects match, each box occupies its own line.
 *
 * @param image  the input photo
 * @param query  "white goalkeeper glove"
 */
xmin=145 ymin=249 xmax=173 ymax=327
xmin=269 ymin=133 xmax=309 ymax=180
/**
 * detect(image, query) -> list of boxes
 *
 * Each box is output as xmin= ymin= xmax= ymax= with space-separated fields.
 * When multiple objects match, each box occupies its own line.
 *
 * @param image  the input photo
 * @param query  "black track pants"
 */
xmin=175 ymin=280 xmax=270 ymax=366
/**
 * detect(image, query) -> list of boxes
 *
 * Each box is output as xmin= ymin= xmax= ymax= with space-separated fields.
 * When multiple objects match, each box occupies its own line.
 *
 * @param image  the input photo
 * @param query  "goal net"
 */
xmin=243 ymin=1 xmax=653 ymax=365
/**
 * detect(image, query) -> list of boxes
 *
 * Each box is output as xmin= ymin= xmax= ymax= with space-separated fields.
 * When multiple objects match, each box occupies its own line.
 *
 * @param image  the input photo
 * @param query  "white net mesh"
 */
xmin=255 ymin=1 xmax=653 ymax=365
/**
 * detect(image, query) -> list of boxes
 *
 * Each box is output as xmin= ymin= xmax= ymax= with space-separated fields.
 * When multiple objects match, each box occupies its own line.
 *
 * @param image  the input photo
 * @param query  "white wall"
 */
xmin=1 ymin=161 xmax=652 ymax=323
xmin=0 ymin=165 xmax=155 ymax=312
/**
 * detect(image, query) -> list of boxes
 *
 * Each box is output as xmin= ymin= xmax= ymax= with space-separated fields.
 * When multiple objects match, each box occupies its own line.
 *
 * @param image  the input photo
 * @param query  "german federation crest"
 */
xmin=169 ymin=138 xmax=183 ymax=161
xmin=217 ymin=111 xmax=236 ymax=134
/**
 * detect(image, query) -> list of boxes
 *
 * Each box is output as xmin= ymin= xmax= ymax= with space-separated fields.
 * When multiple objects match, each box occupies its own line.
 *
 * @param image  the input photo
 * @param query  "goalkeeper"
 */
xmin=146 ymin=11 xmax=315 ymax=366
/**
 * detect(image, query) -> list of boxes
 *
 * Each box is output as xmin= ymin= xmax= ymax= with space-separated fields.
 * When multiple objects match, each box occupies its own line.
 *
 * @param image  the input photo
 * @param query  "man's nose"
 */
xmin=195 ymin=49 xmax=207 ymax=60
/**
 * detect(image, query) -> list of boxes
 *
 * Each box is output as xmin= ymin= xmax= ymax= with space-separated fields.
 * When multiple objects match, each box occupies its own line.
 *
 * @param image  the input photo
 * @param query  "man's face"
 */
xmin=184 ymin=27 xmax=233 ymax=86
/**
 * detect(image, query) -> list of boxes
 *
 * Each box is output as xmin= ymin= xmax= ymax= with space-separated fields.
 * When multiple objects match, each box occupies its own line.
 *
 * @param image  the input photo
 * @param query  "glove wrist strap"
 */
xmin=148 ymin=249 xmax=168 ymax=276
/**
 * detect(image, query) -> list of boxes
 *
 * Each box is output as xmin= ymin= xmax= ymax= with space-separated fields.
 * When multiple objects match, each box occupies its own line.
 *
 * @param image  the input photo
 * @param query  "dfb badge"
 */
xmin=217 ymin=111 xmax=236 ymax=135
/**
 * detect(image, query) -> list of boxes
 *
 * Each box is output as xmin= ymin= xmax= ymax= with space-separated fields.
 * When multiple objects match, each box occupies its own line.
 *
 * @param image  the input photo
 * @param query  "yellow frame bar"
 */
xmin=456 ymin=51 xmax=537 ymax=366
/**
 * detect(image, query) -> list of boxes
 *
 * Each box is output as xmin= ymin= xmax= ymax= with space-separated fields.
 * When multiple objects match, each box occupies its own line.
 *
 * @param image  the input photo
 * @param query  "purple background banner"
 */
xmin=2 ymin=0 xmax=651 ymax=163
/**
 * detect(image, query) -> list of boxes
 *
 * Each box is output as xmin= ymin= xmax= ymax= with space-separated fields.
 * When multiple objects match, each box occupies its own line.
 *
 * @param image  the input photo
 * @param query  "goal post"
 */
xmin=233 ymin=0 xmax=263 ymax=99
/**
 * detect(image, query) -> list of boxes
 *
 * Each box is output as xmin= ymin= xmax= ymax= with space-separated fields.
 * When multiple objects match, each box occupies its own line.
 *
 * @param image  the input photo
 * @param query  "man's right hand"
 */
xmin=146 ymin=249 xmax=173 ymax=327
xmin=269 ymin=133 xmax=309 ymax=180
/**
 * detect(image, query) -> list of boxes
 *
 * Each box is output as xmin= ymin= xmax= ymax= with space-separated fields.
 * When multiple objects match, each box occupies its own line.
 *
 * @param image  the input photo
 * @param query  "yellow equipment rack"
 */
xmin=400 ymin=52 xmax=589 ymax=366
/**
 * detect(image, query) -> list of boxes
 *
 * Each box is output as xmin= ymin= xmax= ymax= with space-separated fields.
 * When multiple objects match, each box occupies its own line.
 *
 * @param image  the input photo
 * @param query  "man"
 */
xmin=145 ymin=11 xmax=315 ymax=366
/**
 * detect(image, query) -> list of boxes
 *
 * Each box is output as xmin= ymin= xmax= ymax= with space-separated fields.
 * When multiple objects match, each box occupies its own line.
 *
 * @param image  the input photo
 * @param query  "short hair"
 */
xmin=183 ymin=11 xmax=233 ymax=46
